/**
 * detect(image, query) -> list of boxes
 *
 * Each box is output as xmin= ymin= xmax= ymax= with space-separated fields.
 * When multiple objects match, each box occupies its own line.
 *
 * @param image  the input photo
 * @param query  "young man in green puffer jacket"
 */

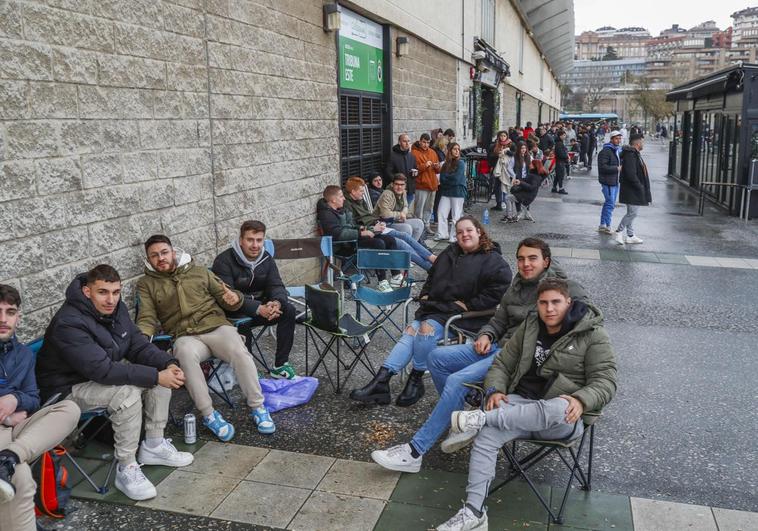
xmin=437 ymin=278 xmax=617 ymax=531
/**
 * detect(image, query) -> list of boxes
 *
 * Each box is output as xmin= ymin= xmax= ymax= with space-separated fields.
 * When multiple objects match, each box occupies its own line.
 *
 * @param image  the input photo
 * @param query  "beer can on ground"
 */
xmin=183 ymin=413 xmax=197 ymax=445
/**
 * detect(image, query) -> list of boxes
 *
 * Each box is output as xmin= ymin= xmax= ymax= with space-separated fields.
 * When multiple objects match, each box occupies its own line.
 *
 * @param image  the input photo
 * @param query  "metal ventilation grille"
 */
xmin=339 ymin=92 xmax=384 ymax=182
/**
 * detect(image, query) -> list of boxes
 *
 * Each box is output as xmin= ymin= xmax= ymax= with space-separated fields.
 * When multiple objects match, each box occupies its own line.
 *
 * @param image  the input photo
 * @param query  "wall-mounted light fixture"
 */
xmin=323 ymin=3 xmax=341 ymax=32
xmin=396 ymin=36 xmax=409 ymax=57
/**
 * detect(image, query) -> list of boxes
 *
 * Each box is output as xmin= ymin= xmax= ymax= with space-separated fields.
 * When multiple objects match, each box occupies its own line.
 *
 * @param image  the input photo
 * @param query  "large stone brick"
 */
xmin=1 ymin=160 xmax=36 ymax=203
xmin=66 ymin=185 xmax=142 ymax=226
xmin=60 ymin=120 xmax=141 ymax=155
xmin=139 ymin=120 xmax=207 ymax=149
xmin=157 ymin=147 xmax=211 ymax=178
xmin=153 ymin=91 xmax=209 ymax=119
xmin=0 ymin=80 xmax=28 ymax=120
xmin=160 ymin=200 xmax=213 ymax=234
xmin=0 ymin=40 xmax=53 ymax=81
xmin=5 ymin=121 xmax=60 ymax=159
xmin=81 ymin=153 xmax=123 ymax=188
xmin=0 ymin=236 xmax=45 ymax=279
xmin=41 ymin=227 xmax=91 ymax=269
xmin=52 ymin=47 xmax=98 ymax=84
xmin=122 ymin=151 xmax=159 ymax=183
xmin=140 ymin=179 xmax=174 ymax=211
xmin=89 ymin=0 xmax=164 ymax=31
xmin=114 ymin=23 xmax=204 ymax=64
xmin=98 ymin=55 xmax=167 ymax=90
xmin=78 ymin=85 xmax=154 ymax=119
xmin=166 ymin=63 xmax=208 ymax=92
xmin=15 ymin=306 xmax=53 ymax=343
xmin=88 ymin=212 xmax=162 ymax=255
xmin=7 ymin=195 xmax=68 ymax=238
xmin=21 ymin=3 xmax=115 ymax=53
xmin=173 ymin=173 xmax=212 ymax=205
xmin=162 ymin=3 xmax=204 ymax=37
xmin=36 ymin=157 xmax=83 ymax=194
xmin=28 ymin=82 xmax=78 ymax=119
xmin=0 ymin=1 xmax=23 ymax=39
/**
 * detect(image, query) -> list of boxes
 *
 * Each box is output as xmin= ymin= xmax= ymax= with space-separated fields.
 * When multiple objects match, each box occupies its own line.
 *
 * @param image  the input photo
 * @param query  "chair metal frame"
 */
xmin=464 ymin=383 xmax=599 ymax=525
xmin=302 ymin=283 xmax=381 ymax=393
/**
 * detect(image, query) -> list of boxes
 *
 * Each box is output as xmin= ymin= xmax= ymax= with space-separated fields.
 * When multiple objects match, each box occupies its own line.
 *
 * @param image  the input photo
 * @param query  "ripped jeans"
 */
xmin=382 ymin=319 xmax=445 ymax=373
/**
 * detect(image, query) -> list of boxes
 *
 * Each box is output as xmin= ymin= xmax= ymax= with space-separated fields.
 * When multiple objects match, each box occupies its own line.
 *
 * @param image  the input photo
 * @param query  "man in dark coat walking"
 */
xmin=614 ymin=134 xmax=651 ymax=245
xmin=385 ymin=133 xmax=418 ymax=207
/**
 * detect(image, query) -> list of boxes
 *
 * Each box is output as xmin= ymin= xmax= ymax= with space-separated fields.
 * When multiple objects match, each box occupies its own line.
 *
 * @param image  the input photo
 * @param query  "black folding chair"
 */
xmin=464 ymin=383 xmax=599 ymax=525
xmin=303 ymin=283 xmax=381 ymax=393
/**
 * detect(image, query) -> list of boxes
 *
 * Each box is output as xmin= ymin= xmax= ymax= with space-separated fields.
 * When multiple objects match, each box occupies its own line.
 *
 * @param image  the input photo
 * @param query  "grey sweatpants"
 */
xmin=466 ymin=394 xmax=583 ymax=511
xmin=616 ymin=204 xmax=640 ymax=236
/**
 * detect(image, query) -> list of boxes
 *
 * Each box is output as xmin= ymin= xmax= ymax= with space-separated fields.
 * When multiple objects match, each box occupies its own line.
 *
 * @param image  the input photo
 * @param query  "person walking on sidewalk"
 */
xmin=597 ymin=131 xmax=623 ymax=234
xmin=614 ymin=134 xmax=651 ymax=245
xmin=552 ymin=130 xmax=569 ymax=195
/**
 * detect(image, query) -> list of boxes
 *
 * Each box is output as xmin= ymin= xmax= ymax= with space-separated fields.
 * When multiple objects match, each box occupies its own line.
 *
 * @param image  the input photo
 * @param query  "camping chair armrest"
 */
xmin=443 ymin=309 xmax=496 ymax=344
xmin=42 ymin=392 xmax=63 ymax=408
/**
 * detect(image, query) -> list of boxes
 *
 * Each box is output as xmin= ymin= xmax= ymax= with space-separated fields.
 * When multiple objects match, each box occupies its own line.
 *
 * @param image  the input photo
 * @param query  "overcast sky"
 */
xmin=573 ymin=0 xmax=756 ymax=36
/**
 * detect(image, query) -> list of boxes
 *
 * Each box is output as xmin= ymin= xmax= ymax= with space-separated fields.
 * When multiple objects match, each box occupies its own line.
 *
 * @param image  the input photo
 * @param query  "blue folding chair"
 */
xmin=352 ymin=249 xmax=414 ymax=343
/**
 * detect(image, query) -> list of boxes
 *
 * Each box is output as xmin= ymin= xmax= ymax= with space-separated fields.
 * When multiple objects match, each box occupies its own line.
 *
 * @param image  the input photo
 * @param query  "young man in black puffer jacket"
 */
xmin=212 ymin=220 xmax=297 ymax=380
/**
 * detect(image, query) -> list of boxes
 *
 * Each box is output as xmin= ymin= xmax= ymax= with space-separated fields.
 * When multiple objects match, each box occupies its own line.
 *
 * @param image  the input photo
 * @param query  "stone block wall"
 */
xmin=389 ymin=27 xmax=457 ymax=143
xmin=0 ymin=0 xmax=338 ymax=340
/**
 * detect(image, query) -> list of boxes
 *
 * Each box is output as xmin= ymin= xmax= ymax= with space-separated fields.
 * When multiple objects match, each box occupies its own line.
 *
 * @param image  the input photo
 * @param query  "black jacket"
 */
xmin=597 ymin=145 xmax=621 ymax=186
xmin=317 ymin=198 xmax=360 ymax=242
xmin=618 ymin=146 xmax=652 ymax=205
xmin=212 ymin=247 xmax=288 ymax=317
xmin=417 ymin=242 xmax=512 ymax=331
xmin=554 ymin=140 xmax=569 ymax=162
xmin=385 ymin=144 xmax=417 ymax=194
xmin=538 ymin=132 xmax=554 ymax=152
xmin=36 ymin=274 xmax=177 ymax=401
xmin=511 ymin=172 xmax=542 ymax=206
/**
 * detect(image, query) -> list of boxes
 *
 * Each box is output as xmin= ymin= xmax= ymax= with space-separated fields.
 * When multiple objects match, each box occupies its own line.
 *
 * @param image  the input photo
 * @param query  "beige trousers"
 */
xmin=173 ymin=325 xmax=263 ymax=417
xmin=0 ymin=400 xmax=80 ymax=531
xmin=67 ymin=381 xmax=171 ymax=465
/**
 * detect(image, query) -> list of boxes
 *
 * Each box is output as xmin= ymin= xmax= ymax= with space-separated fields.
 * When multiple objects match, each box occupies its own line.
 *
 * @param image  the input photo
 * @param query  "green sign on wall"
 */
xmin=339 ymin=9 xmax=384 ymax=94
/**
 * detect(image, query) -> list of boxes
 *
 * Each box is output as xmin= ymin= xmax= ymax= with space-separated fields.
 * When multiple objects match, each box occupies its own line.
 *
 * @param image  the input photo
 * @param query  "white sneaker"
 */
xmin=625 ymin=235 xmax=644 ymax=244
xmin=371 ymin=443 xmax=422 ymax=473
xmin=389 ymin=274 xmax=405 ymax=288
xmin=614 ymin=231 xmax=626 ymax=245
xmin=138 ymin=438 xmax=194 ymax=467
xmin=437 ymin=505 xmax=488 ymax=531
xmin=450 ymin=409 xmax=486 ymax=434
xmin=115 ymin=463 xmax=157 ymax=501
xmin=440 ymin=429 xmax=478 ymax=454
xmin=522 ymin=210 xmax=535 ymax=222
xmin=376 ymin=280 xmax=393 ymax=292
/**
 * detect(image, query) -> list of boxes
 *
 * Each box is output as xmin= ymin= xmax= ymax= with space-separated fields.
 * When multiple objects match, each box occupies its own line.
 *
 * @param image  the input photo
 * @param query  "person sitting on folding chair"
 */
xmin=0 ymin=284 xmax=80 ymax=531
xmin=375 ymin=174 xmax=425 ymax=241
xmin=34 ymin=266 xmax=193 ymax=502
xmin=370 ymin=238 xmax=587 ymax=473
xmin=349 ymin=216 xmax=511 ymax=408
xmin=317 ymin=185 xmax=402 ymax=292
xmin=212 ymin=220 xmax=297 ymax=380
xmin=137 ymin=235 xmax=276 ymax=442
xmin=343 ymin=176 xmax=437 ymax=272
xmin=435 ymin=278 xmax=617 ymax=531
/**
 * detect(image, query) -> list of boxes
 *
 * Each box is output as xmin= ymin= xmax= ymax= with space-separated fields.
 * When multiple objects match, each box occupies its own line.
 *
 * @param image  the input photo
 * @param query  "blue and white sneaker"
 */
xmin=251 ymin=406 xmax=276 ymax=434
xmin=203 ymin=410 xmax=235 ymax=442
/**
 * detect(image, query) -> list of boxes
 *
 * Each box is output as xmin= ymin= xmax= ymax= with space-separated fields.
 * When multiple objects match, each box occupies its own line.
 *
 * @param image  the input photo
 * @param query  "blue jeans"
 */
xmin=382 ymin=319 xmax=445 ymax=373
xmin=388 ymin=230 xmax=433 ymax=270
xmin=600 ymin=184 xmax=618 ymax=227
xmin=410 ymin=342 xmax=500 ymax=455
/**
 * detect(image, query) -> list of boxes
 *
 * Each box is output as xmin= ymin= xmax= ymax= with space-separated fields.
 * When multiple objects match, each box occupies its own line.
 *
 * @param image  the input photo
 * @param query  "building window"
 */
xmin=540 ymin=63 xmax=544 ymax=91
xmin=519 ymin=27 xmax=525 ymax=74
xmin=481 ymin=0 xmax=495 ymax=45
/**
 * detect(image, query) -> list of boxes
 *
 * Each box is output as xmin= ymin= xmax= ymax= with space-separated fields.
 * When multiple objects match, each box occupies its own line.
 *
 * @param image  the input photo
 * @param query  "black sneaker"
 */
xmin=558 ymin=189 xmax=568 ymax=195
xmin=0 ymin=452 xmax=18 ymax=504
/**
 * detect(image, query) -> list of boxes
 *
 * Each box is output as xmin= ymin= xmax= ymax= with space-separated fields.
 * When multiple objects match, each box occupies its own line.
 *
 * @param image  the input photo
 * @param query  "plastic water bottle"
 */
xmin=483 ymin=208 xmax=490 ymax=225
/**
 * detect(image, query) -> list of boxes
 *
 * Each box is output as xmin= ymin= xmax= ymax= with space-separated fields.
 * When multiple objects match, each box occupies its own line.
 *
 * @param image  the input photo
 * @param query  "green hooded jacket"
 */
xmin=478 ymin=262 xmax=588 ymax=345
xmin=136 ymin=250 xmax=243 ymax=338
xmin=484 ymin=302 xmax=617 ymax=414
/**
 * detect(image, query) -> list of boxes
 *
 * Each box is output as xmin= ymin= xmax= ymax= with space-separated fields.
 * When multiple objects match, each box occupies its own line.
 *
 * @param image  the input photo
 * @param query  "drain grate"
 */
xmin=532 ymin=233 xmax=571 ymax=240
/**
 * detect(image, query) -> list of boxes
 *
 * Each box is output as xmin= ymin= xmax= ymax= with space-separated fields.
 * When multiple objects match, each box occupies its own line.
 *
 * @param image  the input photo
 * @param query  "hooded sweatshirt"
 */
xmin=36 ymin=274 xmax=176 ymax=401
xmin=136 ymin=250 xmax=244 ymax=338
xmin=0 ymin=337 xmax=40 ymax=413
xmin=411 ymin=141 xmax=440 ymax=192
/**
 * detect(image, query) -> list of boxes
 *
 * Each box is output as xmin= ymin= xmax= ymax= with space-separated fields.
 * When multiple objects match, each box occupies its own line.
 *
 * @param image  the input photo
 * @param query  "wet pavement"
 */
xmin=44 ymin=140 xmax=758 ymax=529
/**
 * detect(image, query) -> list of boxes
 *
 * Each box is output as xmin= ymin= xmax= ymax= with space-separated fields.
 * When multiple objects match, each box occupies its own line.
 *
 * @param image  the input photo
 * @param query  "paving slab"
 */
xmin=246 ymin=448 xmax=335 ymax=489
xmin=571 ymin=248 xmax=601 ymax=259
xmin=599 ymin=249 xmax=630 ymax=262
xmin=289 ymin=490 xmax=385 ymax=531
xmin=631 ymin=498 xmax=717 ymax=531
xmin=375 ymin=501 xmax=464 ymax=531
xmin=554 ymin=490 xmax=634 ymax=531
xmin=627 ymin=251 xmax=660 ymax=263
xmin=712 ymin=506 xmax=758 ymax=530
xmin=182 ymin=441 xmax=269 ymax=479
xmin=655 ymin=252 xmax=690 ymax=264
xmin=316 ymin=458 xmax=400 ymax=500
xmin=715 ymin=257 xmax=754 ymax=269
xmin=552 ymin=247 xmax=573 ymax=257
xmin=210 ymin=480 xmax=311 ymax=528
xmin=685 ymin=255 xmax=721 ymax=267
xmin=744 ymin=258 xmax=758 ymax=269
xmin=137 ymin=469 xmax=241 ymax=516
